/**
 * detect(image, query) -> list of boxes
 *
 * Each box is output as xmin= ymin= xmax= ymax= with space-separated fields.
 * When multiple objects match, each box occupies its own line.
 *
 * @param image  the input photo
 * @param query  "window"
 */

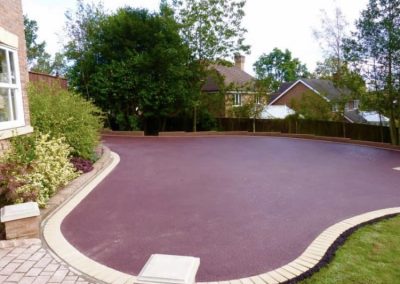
xmin=0 ymin=45 xmax=24 ymax=130
xmin=332 ymin=104 xmax=339 ymax=112
xmin=354 ymin=99 xmax=360 ymax=110
xmin=255 ymin=94 xmax=261 ymax=105
xmin=233 ymin=93 xmax=242 ymax=106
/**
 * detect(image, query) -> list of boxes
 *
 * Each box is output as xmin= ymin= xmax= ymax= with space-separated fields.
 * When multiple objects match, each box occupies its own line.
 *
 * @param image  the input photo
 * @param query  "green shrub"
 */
xmin=28 ymin=83 xmax=104 ymax=160
xmin=0 ymin=163 xmax=38 ymax=208
xmin=6 ymin=134 xmax=37 ymax=165
xmin=1 ymin=133 xmax=79 ymax=207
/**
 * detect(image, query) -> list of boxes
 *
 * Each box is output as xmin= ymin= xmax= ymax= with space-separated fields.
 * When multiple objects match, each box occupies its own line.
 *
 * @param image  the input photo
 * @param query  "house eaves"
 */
xmin=268 ymin=79 xmax=330 ymax=106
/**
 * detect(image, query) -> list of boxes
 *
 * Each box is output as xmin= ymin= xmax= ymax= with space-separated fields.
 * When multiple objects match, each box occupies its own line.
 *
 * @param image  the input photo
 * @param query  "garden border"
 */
xmin=42 ymin=135 xmax=400 ymax=284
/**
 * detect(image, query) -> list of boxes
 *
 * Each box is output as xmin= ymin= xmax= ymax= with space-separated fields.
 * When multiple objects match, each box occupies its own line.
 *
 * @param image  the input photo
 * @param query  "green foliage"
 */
xmin=7 ymin=134 xmax=36 ymax=165
xmin=2 ymin=133 xmax=79 ymax=207
xmin=18 ymin=134 xmax=79 ymax=207
xmin=313 ymin=6 xmax=349 ymax=77
xmin=254 ymin=48 xmax=310 ymax=91
xmin=171 ymin=0 xmax=250 ymax=60
xmin=24 ymin=15 xmax=66 ymax=75
xmin=0 ymin=133 xmax=79 ymax=207
xmin=0 ymin=163 xmax=37 ymax=208
xmin=65 ymin=4 xmax=198 ymax=133
xmin=344 ymin=0 xmax=400 ymax=145
xmin=290 ymin=91 xmax=333 ymax=121
xmin=300 ymin=216 xmax=400 ymax=284
xmin=28 ymin=83 xmax=104 ymax=159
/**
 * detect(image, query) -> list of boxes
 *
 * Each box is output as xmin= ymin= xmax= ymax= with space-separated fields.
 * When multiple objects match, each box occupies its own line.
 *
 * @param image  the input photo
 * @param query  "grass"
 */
xmin=300 ymin=215 xmax=400 ymax=284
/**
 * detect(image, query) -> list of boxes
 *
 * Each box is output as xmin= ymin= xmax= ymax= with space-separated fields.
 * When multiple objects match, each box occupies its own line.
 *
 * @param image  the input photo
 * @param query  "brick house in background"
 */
xmin=201 ymin=55 xmax=262 ymax=118
xmin=0 ymin=0 xmax=33 ymax=151
xmin=269 ymin=79 xmax=367 ymax=123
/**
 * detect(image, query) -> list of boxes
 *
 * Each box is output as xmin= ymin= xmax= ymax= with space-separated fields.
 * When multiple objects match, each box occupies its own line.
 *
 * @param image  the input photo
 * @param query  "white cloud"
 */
xmin=22 ymin=0 xmax=368 ymax=75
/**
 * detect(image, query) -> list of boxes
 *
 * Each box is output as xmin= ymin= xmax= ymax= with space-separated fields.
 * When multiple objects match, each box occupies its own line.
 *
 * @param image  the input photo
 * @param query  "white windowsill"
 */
xmin=0 ymin=125 xmax=34 ymax=140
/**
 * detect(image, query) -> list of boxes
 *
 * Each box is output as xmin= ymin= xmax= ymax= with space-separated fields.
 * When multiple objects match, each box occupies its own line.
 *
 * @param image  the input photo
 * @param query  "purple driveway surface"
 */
xmin=61 ymin=136 xmax=400 ymax=281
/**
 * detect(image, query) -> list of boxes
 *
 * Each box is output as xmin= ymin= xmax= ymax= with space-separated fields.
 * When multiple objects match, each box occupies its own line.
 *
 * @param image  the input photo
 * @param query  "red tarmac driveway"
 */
xmin=61 ymin=136 xmax=400 ymax=281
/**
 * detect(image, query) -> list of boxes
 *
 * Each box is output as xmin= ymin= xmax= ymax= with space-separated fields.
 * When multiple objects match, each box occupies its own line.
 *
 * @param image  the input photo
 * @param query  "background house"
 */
xmin=201 ymin=54 xmax=263 ymax=118
xmin=0 ymin=0 xmax=33 ymax=151
xmin=268 ymin=79 xmax=380 ymax=123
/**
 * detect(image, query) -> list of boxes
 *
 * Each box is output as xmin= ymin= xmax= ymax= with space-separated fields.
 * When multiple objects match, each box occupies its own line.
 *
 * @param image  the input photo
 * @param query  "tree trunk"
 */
xmin=389 ymin=109 xmax=399 ymax=145
xmin=161 ymin=117 xmax=167 ymax=132
xmin=193 ymin=106 xmax=197 ymax=132
xmin=379 ymin=114 xmax=384 ymax=143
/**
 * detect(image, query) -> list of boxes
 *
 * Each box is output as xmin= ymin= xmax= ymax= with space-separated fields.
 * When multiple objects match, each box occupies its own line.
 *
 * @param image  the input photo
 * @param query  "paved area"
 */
xmin=0 ymin=239 xmax=93 ymax=284
xmin=60 ymin=136 xmax=400 ymax=281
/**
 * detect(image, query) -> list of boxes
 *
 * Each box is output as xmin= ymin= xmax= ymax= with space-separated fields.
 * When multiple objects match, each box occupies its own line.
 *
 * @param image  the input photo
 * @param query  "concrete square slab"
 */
xmin=136 ymin=254 xmax=200 ymax=284
xmin=1 ymin=202 xmax=40 ymax=222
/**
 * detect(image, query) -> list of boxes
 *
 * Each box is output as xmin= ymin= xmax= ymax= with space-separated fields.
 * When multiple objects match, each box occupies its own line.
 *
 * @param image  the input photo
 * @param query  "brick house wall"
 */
xmin=0 ymin=0 xmax=33 ymax=151
xmin=272 ymin=82 xmax=312 ymax=107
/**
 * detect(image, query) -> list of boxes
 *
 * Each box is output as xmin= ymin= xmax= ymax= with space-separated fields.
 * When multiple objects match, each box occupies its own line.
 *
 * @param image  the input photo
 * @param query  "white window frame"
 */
xmin=233 ymin=93 xmax=242 ymax=106
xmin=0 ymin=44 xmax=25 ymax=130
xmin=353 ymin=99 xmax=360 ymax=110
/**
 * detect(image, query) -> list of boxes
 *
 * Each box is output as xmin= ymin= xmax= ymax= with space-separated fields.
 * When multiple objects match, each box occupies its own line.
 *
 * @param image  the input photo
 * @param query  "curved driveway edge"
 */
xmin=233 ymin=207 xmax=400 ymax=284
xmin=41 ymin=151 xmax=137 ymax=284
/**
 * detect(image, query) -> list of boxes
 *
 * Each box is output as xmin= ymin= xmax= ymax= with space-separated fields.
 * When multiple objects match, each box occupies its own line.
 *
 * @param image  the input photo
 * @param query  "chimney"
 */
xmin=234 ymin=53 xmax=245 ymax=71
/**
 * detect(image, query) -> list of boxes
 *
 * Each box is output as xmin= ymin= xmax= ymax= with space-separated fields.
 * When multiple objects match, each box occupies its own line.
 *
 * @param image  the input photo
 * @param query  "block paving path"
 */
xmin=0 ymin=239 xmax=93 ymax=284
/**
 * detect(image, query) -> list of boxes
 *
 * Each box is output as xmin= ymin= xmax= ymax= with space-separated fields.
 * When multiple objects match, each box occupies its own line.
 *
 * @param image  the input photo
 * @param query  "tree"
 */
xmin=24 ymin=15 xmax=51 ymax=72
xmin=313 ymin=6 xmax=366 ymax=125
xmin=171 ymin=0 xmax=250 ymax=61
xmin=170 ymin=0 xmax=250 ymax=131
xmin=253 ymin=48 xmax=310 ymax=92
xmin=24 ymin=15 xmax=67 ymax=75
xmin=344 ymin=0 xmax=400 ymax=145
xmin=290 ymin=91 xmax=333 ymax=121
xmin=65 ymin=5 xmax=198 ymax=133
xmin=64 ymin=0 xmax=106 ymax=97
xmin=313 ymin=6 xmax=349 ymax=79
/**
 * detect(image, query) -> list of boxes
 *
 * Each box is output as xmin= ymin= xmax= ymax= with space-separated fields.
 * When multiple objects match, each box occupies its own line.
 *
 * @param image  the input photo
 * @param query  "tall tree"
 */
xmin=24 ymin=15 xmax=67 ymax=75
xmin=171 ymin=0 xmax=250 ymax=61
xmin=24 ymin=15 xmax=51 ymax=73
xmin=253 ymin=48 xmax=310 ymax=91
xmin=313 ymin=6 xmax=365 ymax=125
xmin=64 ymin=0 xmax=106 ymax=97
xmin=313 ymin=6 xmax=349 ymax=79
xmin=344 ymin=0 xmax=400 ymax=145
xmin=170 ymin=0 xmax=250 ymax=131
xmin=65 ymin=4 xmax=198 ymax=133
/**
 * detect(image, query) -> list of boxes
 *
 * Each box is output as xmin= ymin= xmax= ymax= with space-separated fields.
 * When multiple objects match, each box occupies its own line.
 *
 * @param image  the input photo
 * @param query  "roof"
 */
xmin=360 ymin=111 xmax=389 ymax=123
xmin=260 ymin=105 xmax=295 ymax=119
xmin=344 ymin=110 xmax=367 ymax=124
xmin=202 ymin=64 xmax=254 ymax=92
xmin=269 ymin=79 xmax=349 ymax=105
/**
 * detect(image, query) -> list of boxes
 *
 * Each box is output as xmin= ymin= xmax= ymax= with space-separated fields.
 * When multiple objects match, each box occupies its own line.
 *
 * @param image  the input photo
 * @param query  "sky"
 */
xmin=21 ymin=0 xmax=369 ymax=75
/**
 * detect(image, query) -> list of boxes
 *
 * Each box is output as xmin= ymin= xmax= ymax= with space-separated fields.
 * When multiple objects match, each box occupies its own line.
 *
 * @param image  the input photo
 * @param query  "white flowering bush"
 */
xmin=2 ymin=133 xmax=79 ymax=207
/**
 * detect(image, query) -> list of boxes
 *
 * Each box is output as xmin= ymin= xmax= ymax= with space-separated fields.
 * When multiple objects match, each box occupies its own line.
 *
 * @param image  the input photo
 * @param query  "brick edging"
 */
xmin=41 ymin=151 xmax=136 ymax=284
xmin=40 ymin=145 xmax=113 ymax=220
xmin=213 ymin=208 xmax=400 ymax=284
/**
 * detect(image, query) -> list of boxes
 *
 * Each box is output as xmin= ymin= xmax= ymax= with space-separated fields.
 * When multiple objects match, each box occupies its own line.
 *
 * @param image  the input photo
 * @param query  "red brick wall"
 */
xmin=272 ymin=82 xmax=313 ymax=107
xmin=0 ymin=0 xmax=30 ymax=126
